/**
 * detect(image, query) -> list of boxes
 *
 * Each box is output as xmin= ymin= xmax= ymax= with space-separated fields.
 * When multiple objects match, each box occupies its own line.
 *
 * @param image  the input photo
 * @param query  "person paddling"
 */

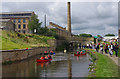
xmin=45 ymin=56 xmax=48 ymax=59
xmin=80 ymin=51 xmax=83 ymax=54
xmin=40 ymin=56 xmax=45 ymax=60
xmin=50 ymin=50 xmax=53 ymax=53
xmin=44 ymin=51 xmax=47 ymax=53
xmin=48 ymin=54 xmax=52 ymax=59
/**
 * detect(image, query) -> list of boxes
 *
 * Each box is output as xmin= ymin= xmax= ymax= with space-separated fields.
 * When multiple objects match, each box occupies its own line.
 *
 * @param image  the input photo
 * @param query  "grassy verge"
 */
xmin=0 ymin=30 xmax=55 ymax=50
xmin=86 ymin=49 xmax=118 ymax=77
xmin=95 ymin=52 xmax=118 ymax=77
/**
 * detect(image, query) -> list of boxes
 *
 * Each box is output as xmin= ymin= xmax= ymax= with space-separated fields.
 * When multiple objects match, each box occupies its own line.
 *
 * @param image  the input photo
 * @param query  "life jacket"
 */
xmin=77 ymin=51 xmax=79 ymax=54
xmin=48 ymin=55 xmax=50 ymax=57
xmin=44 ymin=51 xmax=47 ymax=53
xmin=48 ymin=55 xmax=52 ymax=59
xmin=80 ymin=51 xmax=82 ymax=54
xmin=45 ymin=56 xmax=48 ymax=59
xmin=41 ymin=57 xmax=44 ymax=59
xmin=50 ymin=51 xmax=53 ymax=53
xmin=41 ymin=56 xmax=45 ymax=60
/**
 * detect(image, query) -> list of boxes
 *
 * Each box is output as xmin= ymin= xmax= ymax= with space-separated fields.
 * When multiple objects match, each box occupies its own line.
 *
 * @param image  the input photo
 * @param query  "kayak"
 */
xmin=36 ymin=59 xmax=52 ymax=62
xmin=74 ymin=53 xmax=86 ymax=56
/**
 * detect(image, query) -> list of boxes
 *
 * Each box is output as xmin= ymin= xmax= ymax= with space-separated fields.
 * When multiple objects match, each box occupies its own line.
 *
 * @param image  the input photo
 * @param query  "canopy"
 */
xmin=94 ymin=36 xmax=98 ymax=38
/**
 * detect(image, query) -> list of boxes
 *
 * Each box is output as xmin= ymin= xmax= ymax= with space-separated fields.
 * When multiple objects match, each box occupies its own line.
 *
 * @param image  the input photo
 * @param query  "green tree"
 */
xmin=105 ymin=34 xmax=115 ymax=36
xmin=37 ymin=27 xmax=48 ymax=35
xmin=78 ymin=33 xmax=92 ymax=37
xmin=97 ymin=35 xmax=102 ymax=37
xmin=28 ymin=14 xmax=42 ymax=34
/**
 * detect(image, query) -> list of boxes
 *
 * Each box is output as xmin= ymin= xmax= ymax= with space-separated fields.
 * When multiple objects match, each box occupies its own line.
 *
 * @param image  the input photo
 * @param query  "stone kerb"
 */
xmin=1 ymin=47 xmax=55 ymax=63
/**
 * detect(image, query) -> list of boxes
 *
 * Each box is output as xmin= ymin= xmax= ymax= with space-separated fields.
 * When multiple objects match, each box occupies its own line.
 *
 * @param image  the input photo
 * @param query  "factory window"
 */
xmin=18 ymin=25 xmax=21 ymax=29
xmin=23 ymin=19 xmax=26 ymax=23
xmin=18 ymin=19 xmax=21 ymax=23
xmin=13 ymin=19 xmax=16 ymax=23
xmin=23 ymin=24 xmax=26 ymax=29
xmin=18 ymin=30 xmax=21 ymax=33
xmin=23 ymin=30 xmax=26 ymax=33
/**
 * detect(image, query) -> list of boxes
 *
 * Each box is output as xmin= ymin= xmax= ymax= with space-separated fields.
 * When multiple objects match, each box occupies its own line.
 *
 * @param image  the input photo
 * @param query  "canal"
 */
xmin=2 ymin=51 xmax=90 ymax=77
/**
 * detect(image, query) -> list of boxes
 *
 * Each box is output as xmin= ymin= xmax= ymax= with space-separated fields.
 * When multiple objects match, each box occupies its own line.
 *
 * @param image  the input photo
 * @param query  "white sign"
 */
xmin=34 ymin=29 xmax=36 ymax=33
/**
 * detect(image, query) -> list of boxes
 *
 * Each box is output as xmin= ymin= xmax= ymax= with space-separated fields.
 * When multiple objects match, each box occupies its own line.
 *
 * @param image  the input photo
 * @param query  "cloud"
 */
xmin=1 ymin=2 xmax=118 ymax=36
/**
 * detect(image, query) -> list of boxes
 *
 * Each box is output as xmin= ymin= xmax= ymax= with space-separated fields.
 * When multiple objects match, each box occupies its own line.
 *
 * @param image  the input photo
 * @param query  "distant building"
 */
xmin=103 ymin=36 xmax=118 ymax=42
xmin=0 ymin=11 xmax=35 ymax=33
xmin=0 ymin=19 xmax=15 ymax=31
xmin=49 ymin=22 xmax=72 ymax=39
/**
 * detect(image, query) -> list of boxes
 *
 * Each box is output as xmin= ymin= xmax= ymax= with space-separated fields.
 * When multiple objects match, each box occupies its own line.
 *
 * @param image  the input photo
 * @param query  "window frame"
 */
xmin=23 ymin=19 xmax=26 ymax=23
xmin=18 ymin=24 xmax=21 ymax=29
xmin=13 ymin=19 xmax=16 ymax=23
xmin=23 ymin=30 xmax=26 ymax=33
xmin=18 ymin=30 xmax=21 ymax=33
xmin=23 ymin=24 xmax=26 ymax=29
xmin=18 ymin=19 xmax=21 ymax=23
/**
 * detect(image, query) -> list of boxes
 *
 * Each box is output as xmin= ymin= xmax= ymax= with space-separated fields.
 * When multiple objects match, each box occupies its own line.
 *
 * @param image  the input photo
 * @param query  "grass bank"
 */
xmin=86 ymin=49 xmax=118 ymax=77
xmin=0 ymin=30 xmax=55 ymax=50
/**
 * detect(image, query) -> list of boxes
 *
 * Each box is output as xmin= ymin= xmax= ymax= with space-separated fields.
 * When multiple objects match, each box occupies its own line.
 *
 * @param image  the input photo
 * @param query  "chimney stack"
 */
xmin=67 ymin=2 xmax=71 ymax=33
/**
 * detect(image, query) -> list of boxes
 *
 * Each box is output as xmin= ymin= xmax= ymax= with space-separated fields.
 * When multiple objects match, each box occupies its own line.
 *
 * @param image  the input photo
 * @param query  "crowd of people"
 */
xmin=80 ymin=42 xmax=119 ymax=57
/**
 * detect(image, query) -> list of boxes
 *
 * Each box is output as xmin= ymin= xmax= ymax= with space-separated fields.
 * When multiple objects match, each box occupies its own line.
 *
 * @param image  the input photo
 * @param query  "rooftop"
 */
xmin=0 ymin=11 xmax=34 ymax=15
xmin=0 ymin=19 xmax=11 ymax=22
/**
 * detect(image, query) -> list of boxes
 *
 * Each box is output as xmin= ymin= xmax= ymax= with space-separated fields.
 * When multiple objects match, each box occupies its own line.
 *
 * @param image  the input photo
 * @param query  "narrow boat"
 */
xmin=74 ymin=53 xmax=86 ymax=56
xmin=36 ymin=59 xmax=52 ymax=62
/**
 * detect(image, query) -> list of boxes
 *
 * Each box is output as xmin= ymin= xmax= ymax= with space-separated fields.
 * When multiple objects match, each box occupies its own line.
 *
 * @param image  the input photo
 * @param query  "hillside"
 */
xmin=0 ymin=30 xmax=55 ymax=50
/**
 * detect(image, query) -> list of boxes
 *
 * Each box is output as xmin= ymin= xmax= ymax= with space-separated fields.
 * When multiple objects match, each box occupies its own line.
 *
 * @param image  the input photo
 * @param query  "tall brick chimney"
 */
xmin=67 ymin=2 xmax=71 ymax=33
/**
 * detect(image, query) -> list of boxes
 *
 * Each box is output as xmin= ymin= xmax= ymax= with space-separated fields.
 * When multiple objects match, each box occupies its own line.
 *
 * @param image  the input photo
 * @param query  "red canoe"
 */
xmin=36 ymin=59 xmax=52 ymax=62
xmin=74 ymin=53 xmax=86 ymax=56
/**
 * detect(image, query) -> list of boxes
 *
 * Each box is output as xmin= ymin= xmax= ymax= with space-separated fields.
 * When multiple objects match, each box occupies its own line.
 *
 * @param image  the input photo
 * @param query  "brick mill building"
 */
xmin=0 ymin=11 xmax=35 ymax=33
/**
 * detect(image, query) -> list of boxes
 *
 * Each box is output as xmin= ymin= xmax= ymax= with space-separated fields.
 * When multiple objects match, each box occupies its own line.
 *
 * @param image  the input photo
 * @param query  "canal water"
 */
xmin=2 ymin=52 xmax=90 ymax=77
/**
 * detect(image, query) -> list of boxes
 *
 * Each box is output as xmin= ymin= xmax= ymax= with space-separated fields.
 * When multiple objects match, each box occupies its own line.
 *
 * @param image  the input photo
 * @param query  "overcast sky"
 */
xmin=1 ymin=2 xmax=118 ymax=36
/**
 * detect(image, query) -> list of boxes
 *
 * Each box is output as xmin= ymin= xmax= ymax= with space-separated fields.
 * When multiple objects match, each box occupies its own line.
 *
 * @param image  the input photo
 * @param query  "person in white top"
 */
xmin=100 ymin=44 xmax=103 ymax=54
xmin=109 ymin=43 xmax=114 ymax=57
xmin=87 ymin=44 xmax=89 ymax=48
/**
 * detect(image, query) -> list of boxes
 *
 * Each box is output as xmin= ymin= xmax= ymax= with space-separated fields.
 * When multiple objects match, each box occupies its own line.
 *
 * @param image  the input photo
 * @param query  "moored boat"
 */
xmin=74 ymin=53 xmax=86 ymax=56
xmin=36 ymin=59 xmax=52 ymax=62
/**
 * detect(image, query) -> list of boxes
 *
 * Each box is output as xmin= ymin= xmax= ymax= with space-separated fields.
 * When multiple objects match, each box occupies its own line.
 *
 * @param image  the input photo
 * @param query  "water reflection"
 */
xmin=2 ymin=52 xmax=90 ymax=77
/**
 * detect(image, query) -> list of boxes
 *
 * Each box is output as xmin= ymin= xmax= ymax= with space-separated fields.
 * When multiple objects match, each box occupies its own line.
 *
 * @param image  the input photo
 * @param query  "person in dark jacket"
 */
xmin=104 ymin=44 xmax=108 ymax=54
xmin=114 ymin=43 xmax=119 ymax=57
xmin=96 ymin=44 xmax=99 ymax=52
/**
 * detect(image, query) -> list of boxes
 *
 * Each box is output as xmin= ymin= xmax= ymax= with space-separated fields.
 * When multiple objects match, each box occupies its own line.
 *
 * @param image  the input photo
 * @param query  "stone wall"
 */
xmin=47 ymin=39 xmax=57 ymax=48
xmin=1 ymin=47 xmax=55 ymax=63
xmin=0 ymin=20 xmax=15 ymax=31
